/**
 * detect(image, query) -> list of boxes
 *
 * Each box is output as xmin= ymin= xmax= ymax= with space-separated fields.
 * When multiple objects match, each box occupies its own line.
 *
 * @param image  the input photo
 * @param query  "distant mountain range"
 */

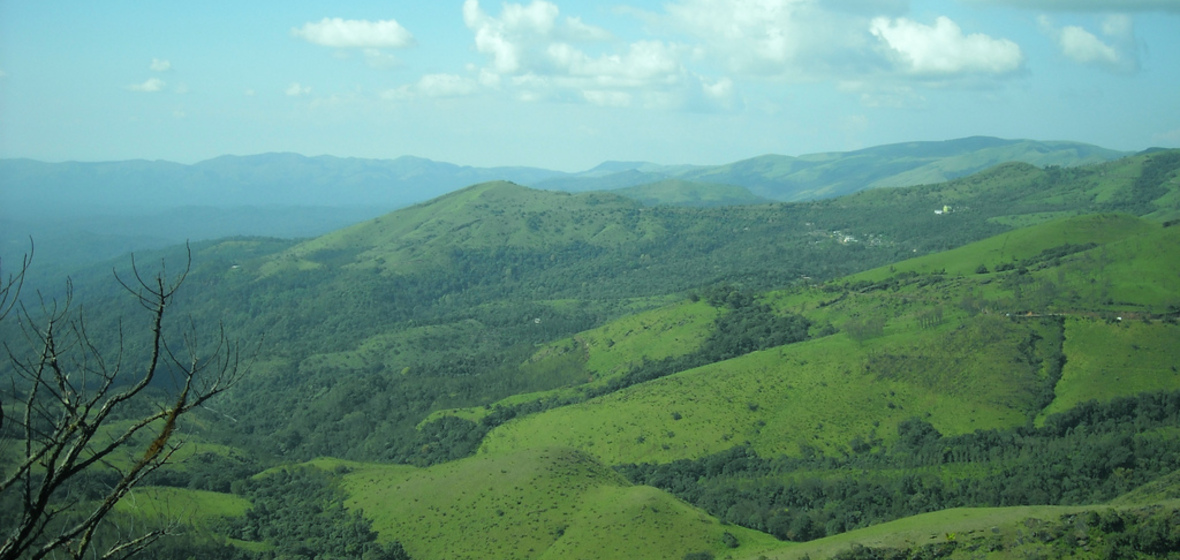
xmin=0 ymin=137 xmax=1132 ymax=276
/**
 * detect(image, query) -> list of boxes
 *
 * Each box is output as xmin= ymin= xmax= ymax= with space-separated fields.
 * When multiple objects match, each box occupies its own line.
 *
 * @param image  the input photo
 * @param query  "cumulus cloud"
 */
xmin=127 ymin=78 xmax=166 ymax=92
xmin=968 ymin=0 xmax=1180 ymax=12
xmin=1060 ymin=25 xmax=1121 ymax=65
xmin=1039 ymin=15 xmax=1138 ymax=72
xmin=871 ymin=16 xmax=1024 ymax=77
xmin=292 ymin=17 xmax=415 ymax=48
xmin=285 ymin=82 xmax=312 ymax=96
xmin=150 ymin=58 xmax=171 ymax=72
xmin=462 ymin=0 xmax=722 ymax=109
xmin=663 ymin=0 xmax=905 ymax=79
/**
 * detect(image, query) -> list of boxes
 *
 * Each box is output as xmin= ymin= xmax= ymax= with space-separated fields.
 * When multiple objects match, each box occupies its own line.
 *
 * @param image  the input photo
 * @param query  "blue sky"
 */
xmin=1 ymin=0 xmax=1178 ymax=171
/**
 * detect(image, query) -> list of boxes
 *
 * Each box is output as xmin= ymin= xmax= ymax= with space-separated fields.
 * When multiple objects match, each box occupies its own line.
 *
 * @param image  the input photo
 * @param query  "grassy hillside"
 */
xmin=338 ymin=448 xmax=779 ymax=560
xmin=479 ymin=214 xmax=1180 ymax=467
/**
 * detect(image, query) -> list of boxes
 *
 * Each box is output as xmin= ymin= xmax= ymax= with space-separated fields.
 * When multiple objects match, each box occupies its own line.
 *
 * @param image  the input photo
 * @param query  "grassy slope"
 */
xmin=113 ymin=487 xmax=251 ymax=527
xmin=422 ymin=299 xmax=720 ymax=425
xmin=1042 ymin=318 xmax=1180 ymax=419
xmin=338 ymin=448 xmax=779 ymax=560
xmin=479 ymin=316 xmax=1041 ymax=464
xmin=478 ymin=215 xmax=1180 ymax=466
xmin=260 ymin=182 xmax=650 ymax=276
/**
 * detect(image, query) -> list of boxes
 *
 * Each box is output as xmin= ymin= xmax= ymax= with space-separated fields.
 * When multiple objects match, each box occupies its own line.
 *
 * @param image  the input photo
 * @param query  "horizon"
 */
xmin=2 ymin=1 xmax=1179 ymax=172
xmin=0 ymin=134 xmax=1150 ymax=174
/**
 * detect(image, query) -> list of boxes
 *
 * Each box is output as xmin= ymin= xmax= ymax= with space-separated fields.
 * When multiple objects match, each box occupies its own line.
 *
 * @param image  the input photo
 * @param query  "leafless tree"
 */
xmin=1 ymin=247 xmax=246 ymax=560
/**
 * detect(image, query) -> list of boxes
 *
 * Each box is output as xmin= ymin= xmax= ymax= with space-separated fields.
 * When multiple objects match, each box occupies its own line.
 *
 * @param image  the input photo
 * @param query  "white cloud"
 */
xmin=0 ymin=69 xmax=6 ymax=79
xmin=292 ymin=17 xmax=414 ymax=48
xmin=1060 ymin=25 xmax=1121 ymax=65
xmin=871 ymin=16 xmax=1024 ymax=77
xmin=150 ymin=58 xmax=171 ymax=72
xmin=245 ymin=89 xmax=257 ymax=96
xmin=701 ymin=77 xmax=733 ymax=102
xmin=462 ymin=0 xmax=703 ymax=107
xmin=127 ymin=78 xmax=166 ymax=92
xmin=286 ymin=82 xmax=311 ymax=96
xmin=663 ymin=0 xmax=901 ymax=79
xmin=1038 ymin=15 xmax=1137 ymax=72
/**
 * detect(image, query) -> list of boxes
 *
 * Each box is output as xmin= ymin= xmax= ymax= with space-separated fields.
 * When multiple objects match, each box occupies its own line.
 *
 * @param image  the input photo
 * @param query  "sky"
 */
xmin=1 ymin=0 xmax=1178 ymax=171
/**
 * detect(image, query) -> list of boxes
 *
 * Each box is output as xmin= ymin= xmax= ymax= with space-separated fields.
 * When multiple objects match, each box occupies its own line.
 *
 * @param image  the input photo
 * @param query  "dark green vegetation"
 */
xmin=825 ymin=506 xmax=1180 ymax=560
xmin=619 ymin=391 xmax=1180 ymax=541
xmin=2 ymin=148 xmax=1179 ymax=559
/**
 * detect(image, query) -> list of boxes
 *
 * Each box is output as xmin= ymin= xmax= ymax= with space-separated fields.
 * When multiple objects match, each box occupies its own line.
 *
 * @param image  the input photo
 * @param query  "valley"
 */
xmin=2 ymin=146 xmax=1179 ymax=560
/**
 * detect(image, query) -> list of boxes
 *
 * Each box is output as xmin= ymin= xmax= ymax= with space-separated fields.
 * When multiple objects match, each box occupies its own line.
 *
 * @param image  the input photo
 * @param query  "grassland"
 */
xmin=477 ymin=214 xmax=1180 ymax=466
xmin=478 ymin=315 xmax=1045 ymax=464
xmin=112 ymin=487 xmax=251 ymax=527
xmin=338 ymin=448 xmax=779 ymax=560
xmin=1041 ymin=318 xmax=1180 ymax=419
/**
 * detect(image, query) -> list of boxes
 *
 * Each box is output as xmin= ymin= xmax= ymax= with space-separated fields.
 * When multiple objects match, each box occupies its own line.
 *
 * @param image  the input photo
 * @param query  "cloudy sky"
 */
xmin=1 ymin=0 xmax=1178 ymax=170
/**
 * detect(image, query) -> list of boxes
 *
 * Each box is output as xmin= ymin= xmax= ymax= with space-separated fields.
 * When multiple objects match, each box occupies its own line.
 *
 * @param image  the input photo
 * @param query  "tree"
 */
xmin=1 ymin=248 xmax=246 ymax=560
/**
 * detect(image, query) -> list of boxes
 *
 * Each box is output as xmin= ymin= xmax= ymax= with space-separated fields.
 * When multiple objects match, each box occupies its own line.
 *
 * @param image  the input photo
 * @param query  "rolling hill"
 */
xmin=0 ymin=137 xmax=1129 ymax=282
xmin=4 ymin=148 xmax=1180 ymax=560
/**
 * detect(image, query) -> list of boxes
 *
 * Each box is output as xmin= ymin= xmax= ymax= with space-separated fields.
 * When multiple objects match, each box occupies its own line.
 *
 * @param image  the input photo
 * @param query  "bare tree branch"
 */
xmin=1 ymin=245 xmax=246 ymax=560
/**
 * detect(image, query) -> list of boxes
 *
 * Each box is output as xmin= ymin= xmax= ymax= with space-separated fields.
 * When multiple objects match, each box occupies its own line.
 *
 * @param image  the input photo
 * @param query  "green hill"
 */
xmin=7 ymin=149 xmax=1180 ymax=560
xmin=475 ymin=213 xmax=1180 ymax=465
xmin=338 ymin=448 xmax=778 ymax=560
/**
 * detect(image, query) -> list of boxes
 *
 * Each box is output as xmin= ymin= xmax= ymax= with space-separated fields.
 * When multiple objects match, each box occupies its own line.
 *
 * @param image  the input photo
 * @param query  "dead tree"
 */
xmin=1 ymin=248 xmax=246 ymax=560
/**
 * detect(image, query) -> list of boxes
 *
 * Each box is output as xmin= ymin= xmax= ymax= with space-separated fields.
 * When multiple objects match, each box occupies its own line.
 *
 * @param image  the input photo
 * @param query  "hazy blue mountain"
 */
xmin=0 ymin=153 xmax=564 ymax=217
xmin=639 ymin=137 xmax=1127 ymax=201
xmin=0 ymin=137 xmax=1129 ymax=276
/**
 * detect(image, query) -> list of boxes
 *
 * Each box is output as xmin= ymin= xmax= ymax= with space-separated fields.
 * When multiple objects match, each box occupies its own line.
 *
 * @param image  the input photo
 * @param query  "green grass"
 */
xmin=749 ymin=505 xmax=1095 ymax=560
xmin=479 ymin=315 xmax=1043 ymax=464
xmin=113 ymin=487 xmax=251 ymax=527
xmin=1040 ymin=318 xmax=1180 ymax=420
xmin=477 ymin=214 xmax=1180 ymax=466
xmin=1109 ymin=468 xmax=1180 ymax=505
xmin=339 ymin=447 xmax=778 ymax=560
xmin=848 ymin=213 xmax=1156 ymax=282
xmin=422 ymin=299 xmax=719 ymax=425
